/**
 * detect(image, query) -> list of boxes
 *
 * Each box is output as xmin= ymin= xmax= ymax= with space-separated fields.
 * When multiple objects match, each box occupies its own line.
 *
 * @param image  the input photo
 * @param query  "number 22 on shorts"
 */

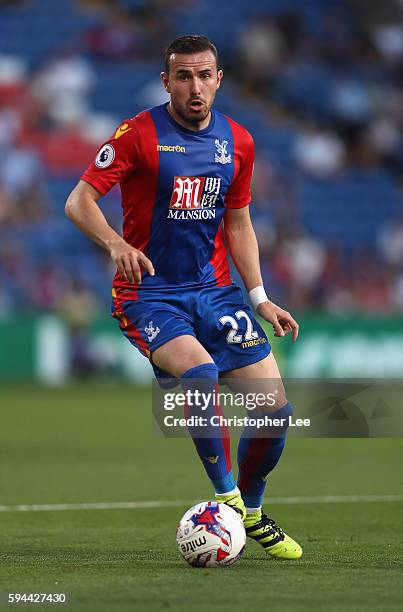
xmin=219 ymin=310 xmax=259 ymax=344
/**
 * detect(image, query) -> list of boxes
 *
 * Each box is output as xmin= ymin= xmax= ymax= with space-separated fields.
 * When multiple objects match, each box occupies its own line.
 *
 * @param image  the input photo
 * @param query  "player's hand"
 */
xmin=108 ymin=238 xmax=155 ymax=284
xmin=257 ymin=300 xmax=299 ymax=342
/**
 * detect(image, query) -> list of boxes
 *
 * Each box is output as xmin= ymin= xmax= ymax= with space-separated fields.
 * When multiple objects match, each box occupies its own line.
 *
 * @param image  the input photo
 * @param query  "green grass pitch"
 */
xmin=0 ymin=384 xmax=402 ymax=611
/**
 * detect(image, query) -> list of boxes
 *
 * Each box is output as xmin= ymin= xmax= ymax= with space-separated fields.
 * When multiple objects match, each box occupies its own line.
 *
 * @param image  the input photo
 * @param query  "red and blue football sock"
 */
xmin=181 ymin=363 xmax=237 ymax=495
xmin=237 ymin=402 xmax=293 ymax=510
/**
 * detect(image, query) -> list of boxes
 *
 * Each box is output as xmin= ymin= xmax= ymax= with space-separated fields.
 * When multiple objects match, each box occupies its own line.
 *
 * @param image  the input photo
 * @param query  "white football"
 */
xmin=176 ymin=501 xmax=246 ymax=567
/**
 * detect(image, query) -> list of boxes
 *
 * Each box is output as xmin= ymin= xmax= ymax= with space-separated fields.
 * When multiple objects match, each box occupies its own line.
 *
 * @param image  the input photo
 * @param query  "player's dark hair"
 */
xmin=164 ymin=35 xmax=219 ymax=73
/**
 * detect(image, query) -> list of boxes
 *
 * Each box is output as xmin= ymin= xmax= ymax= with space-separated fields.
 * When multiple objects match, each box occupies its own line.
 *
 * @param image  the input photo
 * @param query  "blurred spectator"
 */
xmin=84 ymin=10 xmax=141 ymax=60
xmin=284 ymin=232 xmax=326 ymax=289
xmin=31 ymin=50 xmax=95 ymax=127
xmin=261 ymin=228 xmax=327 ymax=310
xmin=84 ymin=2 xmax=173 ymax=62
xmin=137 ymin=78 xmax=170 ymax=108
xmin=0 ymin=136 xmax=49 ymax=225
xmin=372 ymin=24 xmax=403 ymax=63
xmin=251 ymin=151 xmax=297 ymax=249
xmin=0 ymin=54 xmax=27 ymax=88
xmin=30 ymin=263 xmax=65 ymax=312
xmin=377 ymin=219 xmax=403 ymax=266
xmin=57 ymin=278 xmax=98 ymax=377
xmin=346 ymin=130 xmax=380 ymax=168
xmin=0 ymin=243 xmax=32 ymax=309
xmin=324 ymin=279 xmax=358 ymax=314
xmin=366 ymin=115 xmax=401 ymax=168
xmin=330 ymin=77 xmax=374 ymax=127
xmin=237 ymin=17 xmax=287 ymax=93
xmin=350 ymin=251 xmax=393 ymax=313
xmin=392 ymin=272 xmax=403 ymax=310
xmin=0 ymin=107 xmax=21 ymax=148
xmin=294 ymin=127 xmax=346 ymax=177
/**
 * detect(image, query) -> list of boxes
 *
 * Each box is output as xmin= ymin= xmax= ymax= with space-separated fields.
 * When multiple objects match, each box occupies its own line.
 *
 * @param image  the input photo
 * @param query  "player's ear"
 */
xmin=216 ymin=69 xmax=223 ymax=90
xmin=160 ymin=71 xmax=170 ymax=93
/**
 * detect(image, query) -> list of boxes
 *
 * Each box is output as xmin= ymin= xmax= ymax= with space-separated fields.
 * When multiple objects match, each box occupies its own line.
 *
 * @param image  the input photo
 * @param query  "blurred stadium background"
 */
xmin=1 ymin=2 xmax=402 ymax=607
xmin=1 ymin=0 xmax=403 ymax=385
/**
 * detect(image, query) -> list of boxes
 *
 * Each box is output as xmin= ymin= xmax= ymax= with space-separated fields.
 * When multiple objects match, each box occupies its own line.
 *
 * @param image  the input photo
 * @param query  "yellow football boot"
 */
xmin=215 ymin=491 xmax=246 ymax=521
xmin=244 ymin=510 xmax=302 ymax=559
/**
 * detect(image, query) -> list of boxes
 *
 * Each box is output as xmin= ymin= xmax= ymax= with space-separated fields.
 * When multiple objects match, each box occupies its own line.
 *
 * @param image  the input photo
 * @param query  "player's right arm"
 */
xmin=65 ymin=181 xmax=154 ymax=284
xmin=65 ymin=119 xmax=154 ymax=284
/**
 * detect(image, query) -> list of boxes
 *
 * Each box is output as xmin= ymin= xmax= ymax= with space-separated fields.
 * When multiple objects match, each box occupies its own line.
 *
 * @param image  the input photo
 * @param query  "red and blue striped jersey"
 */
xmin=81 ymin=104 xmax=254 ymax=296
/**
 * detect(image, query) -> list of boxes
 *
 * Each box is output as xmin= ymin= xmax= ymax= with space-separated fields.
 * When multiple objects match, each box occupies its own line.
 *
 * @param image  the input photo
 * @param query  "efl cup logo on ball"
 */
xmin=176 ymin=501 xmax=246 ymax=567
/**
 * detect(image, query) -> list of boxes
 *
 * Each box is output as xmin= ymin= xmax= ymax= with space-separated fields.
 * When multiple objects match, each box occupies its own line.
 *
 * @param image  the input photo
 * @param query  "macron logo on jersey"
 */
xmin=157 ymin=144 xmax=186 ymax=153
xmin=167 ymin=176 xmax=221 ymax=220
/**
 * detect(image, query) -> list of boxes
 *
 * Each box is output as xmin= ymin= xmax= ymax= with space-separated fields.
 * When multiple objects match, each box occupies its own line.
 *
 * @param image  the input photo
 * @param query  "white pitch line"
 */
xmin=0 ymin=494 xmax=402 ymax=513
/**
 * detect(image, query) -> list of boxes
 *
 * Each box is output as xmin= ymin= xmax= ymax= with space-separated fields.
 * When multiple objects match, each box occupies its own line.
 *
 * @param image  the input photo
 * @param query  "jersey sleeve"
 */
xmin=80 ymin=119 xmax=140 ymax=195
xmin=224 ymin=124 xmax=254 ymax=209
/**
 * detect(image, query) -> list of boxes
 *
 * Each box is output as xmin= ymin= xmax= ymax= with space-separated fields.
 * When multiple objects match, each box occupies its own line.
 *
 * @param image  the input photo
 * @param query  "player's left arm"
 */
xmin=223 ymin=206 xmax=299 ymax=341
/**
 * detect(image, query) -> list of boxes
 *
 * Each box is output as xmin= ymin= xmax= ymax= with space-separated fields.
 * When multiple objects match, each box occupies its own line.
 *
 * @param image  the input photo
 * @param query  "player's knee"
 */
xmin=274 ymin=401 xmax=293 ymax=421
xmin=271 ymin=401 xmax=293 ymax=435
xmin=181 ymin=362 xmax=218 ymax=381
xmin=253 ymin=387 xmax=288 ymax=414
xmin=256 ymin=401 xmax=293 ymax=438
xmin=180 ymin=363 xmax=219 ymax=421
xmin=180 ymin=363 xmax=219 ymax=404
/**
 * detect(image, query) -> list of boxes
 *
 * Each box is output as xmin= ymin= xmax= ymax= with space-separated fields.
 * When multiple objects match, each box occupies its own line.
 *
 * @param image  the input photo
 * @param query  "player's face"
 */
xmin=161 ymin=51 xmax=223 ymax=130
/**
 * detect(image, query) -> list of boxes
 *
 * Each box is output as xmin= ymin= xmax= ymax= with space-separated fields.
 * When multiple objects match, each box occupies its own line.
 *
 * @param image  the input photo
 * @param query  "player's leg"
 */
xmin=152 ymin=335 xmax=243 ymax=508
xmin=113 ymin=296 xmax=241 ymax=504
xmin=193 ymin=285 xmax=282 ymax=508
xmin=193 ymin=284 xmax=301 ymax=558
xmin=223 ymin=353 xmax=302 ymax=559
xmin=224 ymin=352 xmax=290 ymax=511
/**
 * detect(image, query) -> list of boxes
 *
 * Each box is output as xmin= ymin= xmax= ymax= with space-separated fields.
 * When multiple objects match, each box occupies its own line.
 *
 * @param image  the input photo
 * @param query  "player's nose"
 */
xmin=190 ymin=76 xmax=202 ymax=94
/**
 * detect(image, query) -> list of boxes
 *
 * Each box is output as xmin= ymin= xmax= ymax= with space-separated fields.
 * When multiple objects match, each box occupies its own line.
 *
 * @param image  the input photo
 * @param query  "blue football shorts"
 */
xmin=111 ymin=283 xmax=271 ymax=377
